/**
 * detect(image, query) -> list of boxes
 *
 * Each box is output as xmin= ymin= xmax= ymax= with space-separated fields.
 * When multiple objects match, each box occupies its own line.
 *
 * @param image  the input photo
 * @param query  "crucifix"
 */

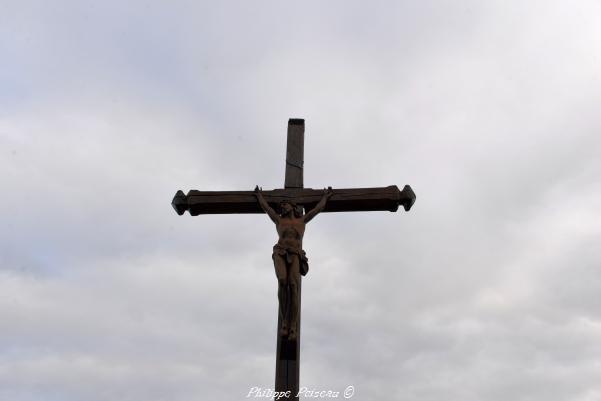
xmin=171 ymin=119 xmax=416 ymax=400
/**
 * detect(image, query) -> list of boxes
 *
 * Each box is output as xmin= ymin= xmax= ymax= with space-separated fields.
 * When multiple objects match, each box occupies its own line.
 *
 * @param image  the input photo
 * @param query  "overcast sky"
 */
xmin=1 ymin=1 xmax=601 ymax=400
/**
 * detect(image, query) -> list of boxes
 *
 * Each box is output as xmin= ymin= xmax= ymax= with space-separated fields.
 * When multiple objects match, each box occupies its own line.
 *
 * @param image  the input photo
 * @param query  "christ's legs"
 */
xmin=288 ymin=255 xmax=301 ymax=340
xmin=273 ymin=254 xmax=289 ymax=336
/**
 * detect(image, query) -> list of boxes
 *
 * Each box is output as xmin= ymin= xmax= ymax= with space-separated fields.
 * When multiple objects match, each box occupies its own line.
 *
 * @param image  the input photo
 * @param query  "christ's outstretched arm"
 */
xmin=254 ymin=186 xmax=280 ymax=224
xmin=303 ymin=188 xmax=333 ymax=223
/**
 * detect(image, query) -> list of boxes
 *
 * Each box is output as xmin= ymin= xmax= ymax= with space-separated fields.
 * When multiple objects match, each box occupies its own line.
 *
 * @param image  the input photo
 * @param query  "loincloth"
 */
xmin=272 ymin=244 xmax=309 ymax=276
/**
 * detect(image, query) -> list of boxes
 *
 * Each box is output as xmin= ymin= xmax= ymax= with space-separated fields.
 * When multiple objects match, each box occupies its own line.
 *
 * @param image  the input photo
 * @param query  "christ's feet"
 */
xmin=288 ymin=327 xmax=297 ymax=341
xmin=280 ymin=322 xmax=289 ymax=337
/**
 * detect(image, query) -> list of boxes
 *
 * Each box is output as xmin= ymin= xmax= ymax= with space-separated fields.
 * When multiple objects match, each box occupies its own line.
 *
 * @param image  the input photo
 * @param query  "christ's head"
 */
xmin=280 ymin=201 xmax=303 ymax=218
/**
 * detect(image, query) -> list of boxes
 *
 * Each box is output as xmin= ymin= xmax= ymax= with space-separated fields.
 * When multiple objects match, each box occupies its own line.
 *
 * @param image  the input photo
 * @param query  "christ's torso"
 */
xmin=276 ymin=217 xmax=305 ymax=249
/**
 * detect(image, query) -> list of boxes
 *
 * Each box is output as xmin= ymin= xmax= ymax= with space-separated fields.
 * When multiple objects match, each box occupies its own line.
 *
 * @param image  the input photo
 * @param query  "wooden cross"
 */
xmin=171 ymin=119 xmax=416 ymax=400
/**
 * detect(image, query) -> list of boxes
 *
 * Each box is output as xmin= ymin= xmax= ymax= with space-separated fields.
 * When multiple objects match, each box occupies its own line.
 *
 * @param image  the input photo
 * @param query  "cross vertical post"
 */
xmin=275 ymin=119 xmax=305 ymax=399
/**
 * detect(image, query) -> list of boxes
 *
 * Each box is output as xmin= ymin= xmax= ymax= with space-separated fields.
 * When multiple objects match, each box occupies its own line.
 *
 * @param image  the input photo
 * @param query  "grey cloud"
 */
xmin=1 ymin=1 xmax=601 ymax=401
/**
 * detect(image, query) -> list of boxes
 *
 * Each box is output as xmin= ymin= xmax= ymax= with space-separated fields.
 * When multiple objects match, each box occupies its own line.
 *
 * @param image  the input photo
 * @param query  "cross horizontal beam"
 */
xmin=172 ymin=185 xmax=416 ymax=216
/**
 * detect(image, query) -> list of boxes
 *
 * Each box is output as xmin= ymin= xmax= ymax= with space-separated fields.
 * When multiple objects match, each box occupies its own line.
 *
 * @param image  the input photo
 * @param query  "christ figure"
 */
xmin=254 ymin=186 xmax=333 ymax=340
